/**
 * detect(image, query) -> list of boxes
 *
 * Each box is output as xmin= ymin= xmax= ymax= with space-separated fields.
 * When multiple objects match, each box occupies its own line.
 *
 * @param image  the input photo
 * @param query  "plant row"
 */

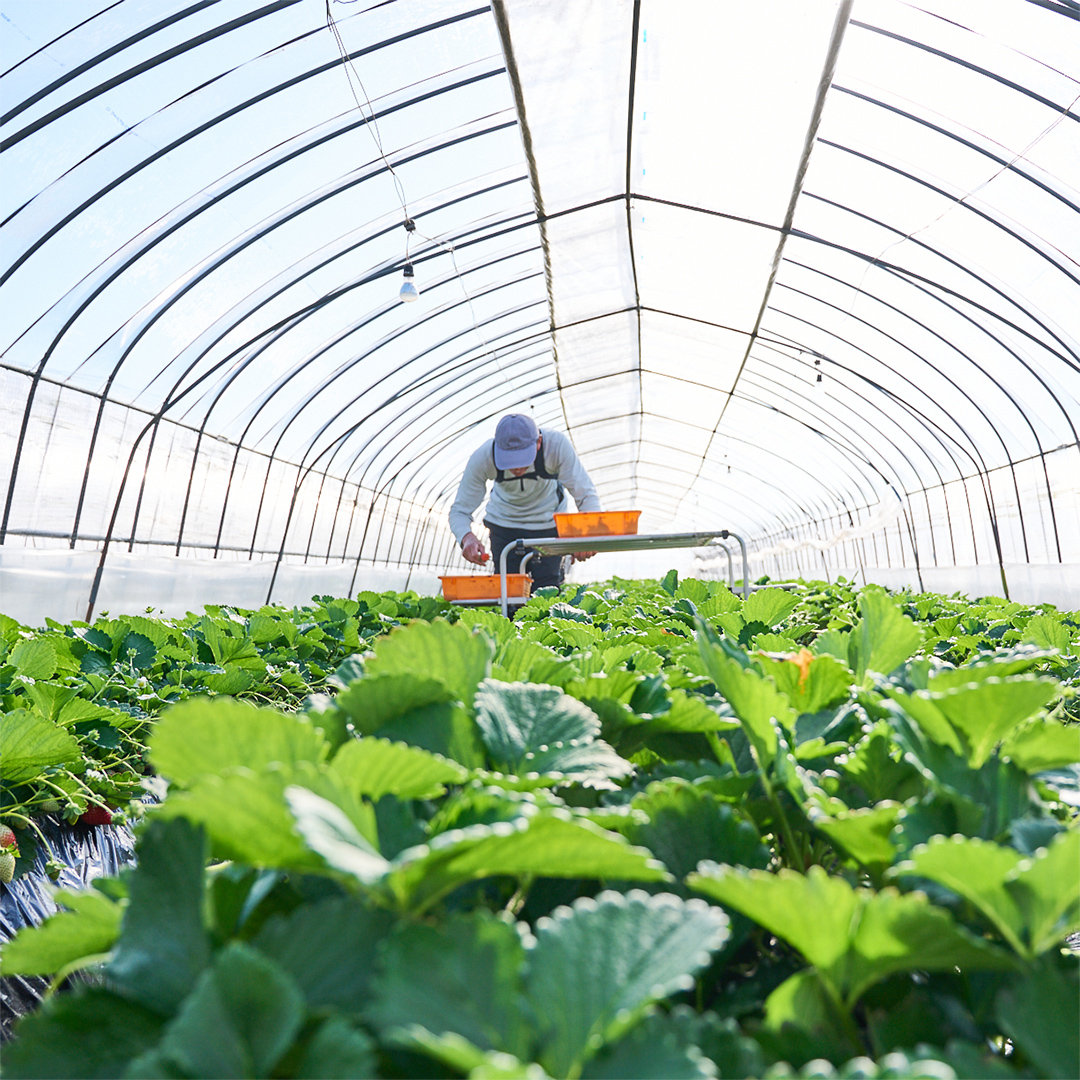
xmin=1 ymin=576 xmax=1078 ymax=1078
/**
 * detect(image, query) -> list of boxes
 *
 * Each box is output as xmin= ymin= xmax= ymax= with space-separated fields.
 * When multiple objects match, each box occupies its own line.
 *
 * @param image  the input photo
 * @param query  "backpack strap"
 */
xmin=492 ymin=432 xmax=565 ymax=505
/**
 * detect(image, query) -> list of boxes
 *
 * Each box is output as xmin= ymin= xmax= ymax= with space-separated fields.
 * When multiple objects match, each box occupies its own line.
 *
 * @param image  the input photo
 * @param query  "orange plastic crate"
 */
xmin=439 ymin=574 xmax=531 ymax=601
xmin=553 ymin=510 xmax=641 ymax=537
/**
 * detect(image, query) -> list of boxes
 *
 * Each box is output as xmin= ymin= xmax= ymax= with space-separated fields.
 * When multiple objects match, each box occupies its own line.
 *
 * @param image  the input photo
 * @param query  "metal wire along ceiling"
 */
xmin=1 ymin=0 xmax=1077 ymax=620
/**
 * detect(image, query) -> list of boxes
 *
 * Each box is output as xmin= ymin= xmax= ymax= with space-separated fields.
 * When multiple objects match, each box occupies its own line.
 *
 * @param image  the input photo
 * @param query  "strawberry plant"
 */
xmin=1 ymin=577 xmax=1077 ymax=1077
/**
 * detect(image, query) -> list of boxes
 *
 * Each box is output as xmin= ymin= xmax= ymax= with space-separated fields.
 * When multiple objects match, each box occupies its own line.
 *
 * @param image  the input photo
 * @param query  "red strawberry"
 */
xmin=0 ymin=851 xmax=15 ymax=884
xmin=0 ymin=824 xmax=16 ymax=849
xmin=79 ymin=805 xmax=113 ymax=826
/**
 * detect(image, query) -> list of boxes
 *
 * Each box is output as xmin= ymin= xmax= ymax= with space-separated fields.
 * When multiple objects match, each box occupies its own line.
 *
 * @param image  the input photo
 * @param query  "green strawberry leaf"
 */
xmin=809 ymin=801 xmax=902 ymax=872
xmin=291 ymin=1016 xmax=377 ymax=1080
xmin=159 ymin=769 xmax=355 ymax=870
xmin=625 ymin=780 xmax=769 ymax=889
xmin=743 ymin=588 xmax=800 ymax=628
xmin=330 ymin=736 xmax=467 ymax=802
xmin=384 ymin=811 xmax=671 ymax=915
xmin=525 ymin=890 xmax=729 ymax=1078
xmin=473 ymin=680 xmax=632 ymax=786
xmin=366 ymin=910 xmax=530 ymax=1059
xmin=0 ymin=708 xmax=81 ymax=785
xmin=155 ymin=942 xmax=304 ymax=1079
xmin=756 ymin=652 xmax=852 ymax=715
xmin=363 ymin=620 xmax=493 ymax=709
xmin=848 ymin=587 xmax=922 ymax=680
xmin=149 ymin=698 xmax=328 ymax=785
xmin=1021 ymin=614 xmax=1075 ymax=655
xmin=696 ymin=639 xmax=796 ymax=762
xmin=1000 ymin=719 xmax=1080 ymax=773
xmin=995 ymin=959 xmax=1079 ymax=1080
xmin=898 ymin=830 xmax=1080 ymax=957
xmin=333 ymin=672 xmax=453 ymax=733
xmin=118 ymin=631 xmax=156 ymax=671
xmin=253 ymin=897 xmax=394 ymax=1014
xmin=688 ymin=863 xmax=1015 ymax=1008
xmin=105 ymin=818 xmax=211 ymax=1016
xmin=581 ymin=1009 xmax=717 ymax=1079
xmin=0 ymin=887 xmax=122 ymax=977
xmin=9 ymin=637 xmax=58 ymax=680
xmin=0 ymin=988 xmax=165 ymax=1080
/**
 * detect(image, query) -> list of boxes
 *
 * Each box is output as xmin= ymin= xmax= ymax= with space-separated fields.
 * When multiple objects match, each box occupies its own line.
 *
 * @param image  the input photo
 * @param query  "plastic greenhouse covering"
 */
xmin=1 ymin=0 xmax=1077 ymax=625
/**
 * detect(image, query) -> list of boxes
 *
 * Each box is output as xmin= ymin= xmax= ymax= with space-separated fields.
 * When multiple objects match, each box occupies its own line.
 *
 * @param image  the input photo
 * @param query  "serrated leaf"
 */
xmin=9 ymin=637 xmax=57 ymax=680
xmin=156 ymin=942 xmax=304 ymax=1079
xmin=810 ymin=802 xmax=902 ymax=872
xmin=375 ymin=699 xmax=485 ymax=768
xmin=838 ymin=723 xmax=922 ymax=804
xmin=1021 ymin=614 xmax=1074 ymax=655
xmin=384 ymin=813 xmax=671 ymax=915
xmin=473 ymin=680 xmax=633 ymax=787
xmin=626 ymin=781 xmax=768 ymax=888
xmin=293 ymin=1016 xmax=378 ymax=1080
xmin=628 ymin=690 xmax=739 ymax=734
xmin=158 ymin=769 xmax=347 ymax=870
xmin=899 ymin=830 xmax=1080 ymax=957
xmin=333 ymin=672 xmax=453 ymax=733
xmin=366 ymin=911 xmax=530 ymax=1058
xmin=898 ymin=676 xmax=1060 ymax=769
xmin=1001 ymin=720 xmax=1080 ymax=772
xmin=0 ymin=988 xmax=166 ymax=1080
xmin=203 ymin=661 xmax=256 ymax=695
xmin=1 ymin=888 xmax=123 ymax=977
xmin=696 ymin=640 xmax=796 ymax=762
xmin=565 ymin=669 xmax=641 ymax=705
xmin=330 ymin=737 xmax=467 ymax=801
xmin=995 ymin=960 xmax=1079 ymax=1080
xmin=285 ymin=787 xmax=390 ymax=884
xmin=688 ymin=863 xmax=1014 ymax=1008
xmin=475 ymin=681 xmax=600 ymax=763
xmin=743 ymin=588 xmax=800 ymax=627
xmin=849 ymin=587 xmax=922 ymax=680
xmin=119 ymin=631 xmax=156 ymax=671
xmin=149 ymin=698 xmax=328 ymax=785
xmin=581 ymin=1008 xmax=716 ymax=1079
xmin=0 ymin=708 xmax=82 ymax=785
xmin=22 ymin=680 xmax=80 ymax=721
xmin=253 ymin=897 xmax=394 ymax=1014
xmin=364 ymin=620 xmax=492 ymax=708
xmin=526 ymin=891 xmax=729 ymax=1077
xmin=756 ymin=652 xmax=851 ymax=715
xmin=105 ymin=819 xmax=211 ymax=1016
xmin=493 ymin=638 xmax=579 ymax=687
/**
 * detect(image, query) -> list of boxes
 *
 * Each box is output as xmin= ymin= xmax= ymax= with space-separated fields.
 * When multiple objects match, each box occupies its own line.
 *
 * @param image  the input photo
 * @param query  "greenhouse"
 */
xmin=1 ymin=1 xmax=1078 ymax=1079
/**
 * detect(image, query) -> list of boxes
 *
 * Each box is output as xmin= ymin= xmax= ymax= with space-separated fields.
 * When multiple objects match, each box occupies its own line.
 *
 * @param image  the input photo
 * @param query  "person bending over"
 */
xmin=449 ymin=414 xmax=599 ymax=589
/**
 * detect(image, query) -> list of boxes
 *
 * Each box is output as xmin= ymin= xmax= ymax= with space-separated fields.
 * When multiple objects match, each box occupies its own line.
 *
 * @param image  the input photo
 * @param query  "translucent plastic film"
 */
xmin=1 ymin=0 xmax=1077 ymax=619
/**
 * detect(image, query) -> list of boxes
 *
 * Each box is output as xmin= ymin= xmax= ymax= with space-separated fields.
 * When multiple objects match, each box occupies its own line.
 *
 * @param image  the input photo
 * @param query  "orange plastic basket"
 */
xmin=553 ymin=510 xmax=641 ymax=537
xmin=439 ymin=574 xmax=531 ymax=601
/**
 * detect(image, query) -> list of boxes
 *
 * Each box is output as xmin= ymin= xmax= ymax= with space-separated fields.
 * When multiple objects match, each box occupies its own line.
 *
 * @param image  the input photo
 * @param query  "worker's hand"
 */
xmin=572 ymin=550 xmax=597 ymax=562
xmin=461 ymin=533 xmax=489 ymax=566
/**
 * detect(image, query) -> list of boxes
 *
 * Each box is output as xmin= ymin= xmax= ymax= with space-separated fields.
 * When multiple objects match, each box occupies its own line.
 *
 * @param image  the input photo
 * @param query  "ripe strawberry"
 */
xmin=0 ymin=851 xmax=15 ymax=884
xmin=0 ymin=823 xmax=16 ymax=849
xmin=79 ymin=805 xmax=113 ymax=827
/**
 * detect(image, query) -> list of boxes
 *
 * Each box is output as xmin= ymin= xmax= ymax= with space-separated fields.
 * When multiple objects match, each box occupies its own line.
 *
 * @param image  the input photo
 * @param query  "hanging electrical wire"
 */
xmin=323 ymin=0 xmax=518 ymax=385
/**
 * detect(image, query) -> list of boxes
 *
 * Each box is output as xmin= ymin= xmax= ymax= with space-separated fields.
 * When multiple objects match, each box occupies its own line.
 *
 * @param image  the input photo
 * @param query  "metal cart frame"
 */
xmin=496 ymin=530 xmax=750 ymax=617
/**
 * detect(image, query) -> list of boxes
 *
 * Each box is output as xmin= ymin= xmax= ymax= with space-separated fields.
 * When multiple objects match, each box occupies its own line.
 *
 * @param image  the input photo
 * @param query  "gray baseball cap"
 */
xmin=494 ymin=413 xmax=539 ymax=469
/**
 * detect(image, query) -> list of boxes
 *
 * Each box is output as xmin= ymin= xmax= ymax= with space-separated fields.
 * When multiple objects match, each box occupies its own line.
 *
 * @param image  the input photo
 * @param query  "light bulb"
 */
xmin=399 ymin=263 xmax=418 ymax=303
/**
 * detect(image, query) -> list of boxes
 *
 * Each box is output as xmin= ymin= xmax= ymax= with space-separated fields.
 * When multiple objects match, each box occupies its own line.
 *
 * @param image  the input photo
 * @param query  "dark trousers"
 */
xmin=484 ymin=520 xmax=565 ymax=589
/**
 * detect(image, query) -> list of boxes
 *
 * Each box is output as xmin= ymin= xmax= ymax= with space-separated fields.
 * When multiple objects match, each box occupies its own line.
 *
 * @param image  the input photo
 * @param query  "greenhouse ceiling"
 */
xmin=1 ymin=0 xmax=1078 ymax=616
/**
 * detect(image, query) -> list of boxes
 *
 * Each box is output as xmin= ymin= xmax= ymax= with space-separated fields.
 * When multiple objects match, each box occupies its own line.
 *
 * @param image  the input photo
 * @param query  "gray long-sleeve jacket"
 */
xmin=448 ymin=428 xmax=601 ymax=544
